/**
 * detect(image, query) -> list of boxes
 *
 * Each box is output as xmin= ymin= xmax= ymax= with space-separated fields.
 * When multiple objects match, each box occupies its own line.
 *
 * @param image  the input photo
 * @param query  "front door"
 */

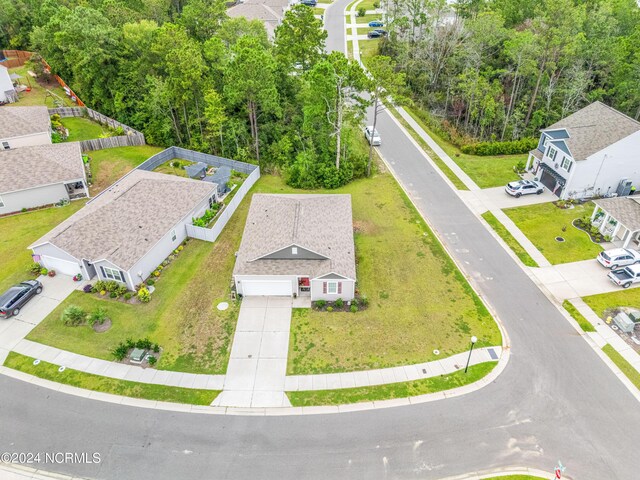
xmin=83 ymin=260 xmax=97 ymax=280
xmin=298 ymin=277 xmax=311 ymax=296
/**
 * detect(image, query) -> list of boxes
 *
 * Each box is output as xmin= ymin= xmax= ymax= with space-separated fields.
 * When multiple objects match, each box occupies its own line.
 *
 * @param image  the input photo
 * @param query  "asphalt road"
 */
xmin=1 ymin=3 xmax=640 ymax=479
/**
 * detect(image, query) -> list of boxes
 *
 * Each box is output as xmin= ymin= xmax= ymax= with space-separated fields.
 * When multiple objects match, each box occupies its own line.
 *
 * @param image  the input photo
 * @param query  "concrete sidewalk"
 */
xmin=285 ymin=347 xmax=501 ymax=391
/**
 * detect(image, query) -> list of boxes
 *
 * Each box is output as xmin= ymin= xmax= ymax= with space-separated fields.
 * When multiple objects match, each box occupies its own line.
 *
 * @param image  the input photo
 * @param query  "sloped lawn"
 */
xmin=60 ymin=116 xmax=110 ymax=142
xmin=88 ymin=145 xmax=163 ymax=194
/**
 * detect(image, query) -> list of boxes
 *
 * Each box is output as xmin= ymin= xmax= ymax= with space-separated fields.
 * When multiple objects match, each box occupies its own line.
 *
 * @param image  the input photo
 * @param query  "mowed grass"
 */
xmin=288 ymin=362 xmax=496 ymax=406
xmin=483 ymin=477 xmax=545 ymax=480
xmin=602 ymin=344 xmax=640 ymax=391
xmin=404 ymin=106 xmax=524 ymax=189
xmin=4 ymin=352 xmax=219 ymax=405
xmin=248 ymin=174 xmax=501 ymax=375
xmin=355 ymin=14 xmax=382 ymax=24
xmin=481 ymin=211 xmax=538 ymax=267
xmin=152 ymin=158 xmax=195 ymax=178
xmin=0 ymin=202 xmax=86 ymax=292
xmin=27 ymin=184 xmax=255 ymax=373
xmin=88 ymin=145 xmax=163 ymax=194
xmin=60 ymin=116 xmax=109 ymax=142
xmin=358 ymin=38 xmax=380 ymax=67
xmin=562 ymin=300 xmax=596 ymax=332
xmin=503 ymin=202 xmax=603 ymax=264
xmin=9 ymin=65 xmax=75 ymax=107
xmin=583 ymin=288 xmax=640 ymax=319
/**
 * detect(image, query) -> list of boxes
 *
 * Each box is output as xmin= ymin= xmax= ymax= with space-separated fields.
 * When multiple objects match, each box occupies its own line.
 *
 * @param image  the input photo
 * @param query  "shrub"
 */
xmin=62 ymin=305 xmax=86 ymax=326
xmin=31 ymin=263 xmax=43 ymax=274
xmin=125 ymin=338 xmax=136 ymax=349
xmin=460 ymin=138 xmax=538 ymax=156
xmin=123 ymin=292 xmax=133 ymax=301
xmin=153 ymin=270 xmax=160 ymax=277
xmin=116 ymin=285 xmax=128 ymax=296
xmin=357 ymin=6 xmax=366 ymax=16
xmin=83 ymin=284 xmax=93 ymax=293
xmin=315 ymin=300 xmax=327 ymax=309
xmin=513 ymin=160 xmax=526 ymax=174
xmin=147 ymin=355 xmax=157 ymax=366
xmin=100 ymin=290 xmax=107 ymax=296
xmin=178 ymin=245 xmax=184 ymax=251
xmin=327 ymin=306 xmax=333 ymax=312
xmin=105 ymin=281 xmax=119 ymax=293
xmin=146 ymin=279 xmax=155 ymax=286
xmin=373 ymin=0 xmax=380 ymax=7
xmin=136 ymin=338 xmax=153 ymax=350
xmin=39 ymin=267 xmax=48 ymax=276
xmin=359 ymin=296 xmax=369 ymax=307
xmin=334 ymin=298 xmax=344 ymax=309
xmin=88 ymin=307 xmax=108 ymax=326
xmin=350 ymin=305 xmax=358 ymax=313
xmin=153 ymin=343 xmax=160 ymax=353
xmin=94 ymin=280 xmax=107 ymax=292
xmin=138 ymin=287 xmax=151 ymax=303
xmin=112 ymin=342 xmax=128 ymax=361
xmin=109 ymin=291 xmax=118 ymax=298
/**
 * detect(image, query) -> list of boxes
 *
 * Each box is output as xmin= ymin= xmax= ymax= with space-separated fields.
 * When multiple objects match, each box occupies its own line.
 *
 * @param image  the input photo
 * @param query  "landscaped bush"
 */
xmin=326 ymin=306 xmax=333 ymax=312
xmin=147 ymin=355 xmax=157 ymax=366
xmin=93 ymin=280 xmax=107 ymax=292
xmin=123 ymin=292 xmax=133 ymax=301
xmin=105 ymin=281 xmax=119 ymax=293
xmin=513 ymin=160 xmax=526 ymax=174
xmin=116 ymin=285 xmax=128 ymax=296
xmin=146 ymin=279 xmax=155 ymax=286
xmin=138 ymin=287 xmax=151 ymax=303
xmin=460 ymin=138 xmax=538 ymax=156
xmin=83 ymin=284 xmax=93 ymax=293
xmin=315 ymin=300 xmax=326 ymax=309
xmin=88 ymin=307 xmax=108 ymax=326
xmin=136 ymin=338 xmax=153 ymax=350
xmin=359 ymin=296 xmax=369 ymax=307
xmin=40 ymin=268 xmax=48 ymax=276
xmin=192 ymin=206 xmax=220 ymax=227
xmin=153 ymin=343 xmax=160 ymax=353
xmin=350 ymin=305 xmax=358 ymax=313
xmin=112 ymin=342 xmax=128 ymax=361
xmin=30 ymin=263 xmax=43 ymax=274
xmin=334 ymin=298 xmax=344 ymax=309
xmin=62 ymin=305 xmax=86 ymax=326
xmin=357 ymin=6 xmax=366 ymax=16
xmin=109 ymin=291 xmax=118 ymax=298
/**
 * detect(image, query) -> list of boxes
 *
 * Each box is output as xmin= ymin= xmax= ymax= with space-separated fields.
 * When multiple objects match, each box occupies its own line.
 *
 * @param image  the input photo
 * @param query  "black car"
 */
xmin=301 ymin=0 xmax=317 ymax=5
xmin=0 ymin=280 xmax=43 ymax=319
xmin=367 ymin=30 xmax=382 ymax=38
xmin=374 ymin=29 xmax=387 ymax=36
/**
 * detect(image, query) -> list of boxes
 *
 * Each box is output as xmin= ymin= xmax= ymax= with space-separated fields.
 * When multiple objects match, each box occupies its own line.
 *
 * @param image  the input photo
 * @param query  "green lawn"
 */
xmin=88 ymin=145 xmax=163 ymax=194
xmin=583 ymin=288 xmax=640 ymax=320
xmin=481 ymin=211 xmax=538 ymax=267
xmin=404 ymin=106 xmax=524 ymax=189
xmin=602 ymin=344 xmax=640 ymax=390
xmin=4 ymin=352 xmax=218 ymax=405
xmin=482 ymin=477 xmax=544 ymax=480
xmin=387 ymin=106 xmax=468 ymax=190
xmin=288 ymin=362 xmax=496 ymax=406
xmin=9 ymin=66 xmax=75 ymax=107
xmin=355 ymin=0 xmax=379 ymax=10
xmin=354 ymin=14 xmax=382 ymax=24
xmin=0 ymin=202 xmax=86 ymax=292
xmin=562 ymin=300 xmax=596 ymax=332
xmin=60 ymin=116 xmax=109 ymax=142
xmin=503 ymin=202 xmax=603 ymax=264
xmin=152 ymin=158 xmax=195 ymax=178
xmin=27 ymin=184 xmax=252 ymax=373
xmin=358 ymin=38 xmax=380 ymax=67
xmin=258 ymin=172 xmax=501 ymax=375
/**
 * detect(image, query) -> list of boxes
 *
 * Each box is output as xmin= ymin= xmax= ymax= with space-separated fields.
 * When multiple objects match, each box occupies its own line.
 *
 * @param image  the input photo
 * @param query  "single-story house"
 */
xmin=0 ymin=64 xmax=17 ymax=104
xmin=29 ymin=170 xmax=218 ymax=290
xmin=0 ymin=142 xmax=88 ymax=215
xmin=233 ymin=194 xmax=356 ymax=300
xmin=0 ymin=106 xmax=52 ymax=149
xmin=206 ymin=165 xmax=232 ymax=197
xmin=591 ymin=197 xmax=640 ymax=249
xmin=525 ymin=101 xmax=640 ymax=200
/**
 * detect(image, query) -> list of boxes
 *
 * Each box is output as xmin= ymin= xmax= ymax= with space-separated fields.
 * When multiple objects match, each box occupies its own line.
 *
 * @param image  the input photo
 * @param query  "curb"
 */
xmin=0 ymin=462 xmax=89 ymax=480
xmin=435 ymin=466 xmax=565 ymax=480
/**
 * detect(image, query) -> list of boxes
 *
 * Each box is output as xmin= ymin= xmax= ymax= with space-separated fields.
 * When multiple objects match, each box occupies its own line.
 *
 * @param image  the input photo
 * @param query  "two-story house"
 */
xmin=525 ymin=101 xmax=640 ymax=200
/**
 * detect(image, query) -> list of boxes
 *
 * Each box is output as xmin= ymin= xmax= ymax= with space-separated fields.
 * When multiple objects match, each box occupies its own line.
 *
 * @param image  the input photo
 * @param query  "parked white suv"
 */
xmin=597 ymin=248 xmax=640 ymax=269
xmin=364 ymin=126 xmax=381 ymax=146
xmin=504 ymin=180 xmax=544 ymax=197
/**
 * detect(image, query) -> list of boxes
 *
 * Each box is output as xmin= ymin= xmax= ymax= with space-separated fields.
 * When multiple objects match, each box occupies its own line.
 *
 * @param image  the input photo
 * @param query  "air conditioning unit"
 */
xmin=616 ymin=178 xmax=633 ymax=196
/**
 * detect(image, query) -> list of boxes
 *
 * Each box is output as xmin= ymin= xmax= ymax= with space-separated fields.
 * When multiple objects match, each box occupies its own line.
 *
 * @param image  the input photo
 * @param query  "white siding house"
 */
xmin=233 ymin=194 xmax=356 ymax=301
xmin=0 ymin=106 xmax=52 ymax=149
xmin=525 ymin=102 xmax=640 ymax=200
xmin=0 ymin=65 xmax=16 ymax=103
xmin=29 ymin=170 xmax=217 ymax=290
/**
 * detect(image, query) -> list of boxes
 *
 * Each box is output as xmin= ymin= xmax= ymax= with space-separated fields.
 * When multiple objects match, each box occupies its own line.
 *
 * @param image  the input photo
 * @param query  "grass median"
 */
xmin=562 ymin=300 xmax=596 ymax=332
xmin=3 ymin=352 xmax=219 ymax=405
xmin=481 ymin=211 xmax=538 ymax=267
xmin=602 ymin=344 xmax=640 ymax=390
xmin=287 ymin=361 xmax=496 ymax=406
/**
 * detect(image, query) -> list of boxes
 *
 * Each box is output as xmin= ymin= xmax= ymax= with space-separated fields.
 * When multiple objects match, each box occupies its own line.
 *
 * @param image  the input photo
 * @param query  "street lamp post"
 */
xmin=464 ymin=336 xmax=478 ymax=373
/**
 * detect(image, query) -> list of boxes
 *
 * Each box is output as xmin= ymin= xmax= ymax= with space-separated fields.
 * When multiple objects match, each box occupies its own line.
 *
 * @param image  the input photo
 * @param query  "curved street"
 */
xmin=2 ymin=2 xmax=640 ymax=479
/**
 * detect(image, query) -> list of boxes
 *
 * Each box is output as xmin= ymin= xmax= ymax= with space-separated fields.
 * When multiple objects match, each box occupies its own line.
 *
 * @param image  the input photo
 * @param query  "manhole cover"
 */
xmin=217 ymin=302 xmax=229 ymax=311
xmin=555 ymin=236 xmax=565 ymax=242
xmin=33 ymin=359 xmax=41 ymax=366
xmin=58 ymin=366 xmax=66 ymax=372
xmin=433 ymin=349 xmax=440 ymax=355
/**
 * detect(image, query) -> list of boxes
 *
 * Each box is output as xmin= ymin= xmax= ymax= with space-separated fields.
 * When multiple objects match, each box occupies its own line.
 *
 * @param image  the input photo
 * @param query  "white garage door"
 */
xmin=242 ymin=280 xmax=292 ymax=296
xmin=41 ymin=256 xmax=82 ymax=277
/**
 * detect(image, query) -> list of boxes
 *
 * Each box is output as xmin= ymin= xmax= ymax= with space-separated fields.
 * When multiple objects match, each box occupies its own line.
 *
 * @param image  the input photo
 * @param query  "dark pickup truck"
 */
xmin=608 ymin=265 xmax=640 ymax=288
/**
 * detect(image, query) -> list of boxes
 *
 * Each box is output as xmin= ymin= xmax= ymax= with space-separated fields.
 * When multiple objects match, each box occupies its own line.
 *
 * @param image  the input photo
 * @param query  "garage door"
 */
xmin=242 ymin=280 xmax=292 ymax=296
xmin=41 ymin=256 xmax=82 ymax=276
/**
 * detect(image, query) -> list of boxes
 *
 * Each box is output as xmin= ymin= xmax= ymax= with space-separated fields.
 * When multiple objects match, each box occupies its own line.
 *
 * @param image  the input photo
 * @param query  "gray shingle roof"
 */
xmin=593 ymin=197 xmax=640 ymax=232
xmin=0 ymin=142 xmax=85 ymax=194
xmin=544 ymin=102 xmax=640 ymax=161
xmin=0 ymin=106 xmax=51 ymax=139
xmin=234 ymin=194 xmax=356 ymax=279
xmin=30 ymin=170 xmax=217 ymax=270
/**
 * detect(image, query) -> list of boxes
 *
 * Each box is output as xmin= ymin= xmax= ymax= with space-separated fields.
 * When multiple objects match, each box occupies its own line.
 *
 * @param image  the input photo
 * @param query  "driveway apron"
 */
xmin=213 ymin=296 xmax=292 ymax=408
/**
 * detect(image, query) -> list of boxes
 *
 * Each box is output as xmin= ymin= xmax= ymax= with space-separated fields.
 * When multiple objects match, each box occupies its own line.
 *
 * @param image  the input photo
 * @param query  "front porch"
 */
xmin=591 ymin=201 xmax=640 ymax=249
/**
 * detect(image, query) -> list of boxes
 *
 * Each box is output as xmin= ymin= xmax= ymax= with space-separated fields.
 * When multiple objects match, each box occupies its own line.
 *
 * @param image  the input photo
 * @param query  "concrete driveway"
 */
xmin=532 ymin=259 xmax=639 ymax=300
xmin=461 ymin=186 xmax=557 ymax=214
xmin=213 ymin=296 xmax=293 ymax=408
xmin=0 ymin=275 xmax=81 ymax=359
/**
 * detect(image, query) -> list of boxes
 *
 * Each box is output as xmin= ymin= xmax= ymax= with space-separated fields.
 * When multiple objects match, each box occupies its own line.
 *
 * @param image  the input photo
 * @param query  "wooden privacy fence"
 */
xmin=0 ymin=50 xmax=31 ymax=69
xmin=48 ymin=107 xmax=146 ymax=152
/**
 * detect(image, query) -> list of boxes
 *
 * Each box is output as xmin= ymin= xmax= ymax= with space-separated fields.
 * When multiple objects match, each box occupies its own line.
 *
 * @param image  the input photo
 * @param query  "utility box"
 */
xmin=613 ymin=312 xmax=636 ymax=334
xmin=628 ymin=311 xmax=640 ymax=323
xmin=130 ymin=348 xmax=147 ymax=363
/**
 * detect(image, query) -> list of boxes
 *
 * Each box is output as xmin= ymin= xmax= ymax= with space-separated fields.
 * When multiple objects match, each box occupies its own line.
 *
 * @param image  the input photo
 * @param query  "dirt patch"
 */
xmin=92 ymin=319 xmax=112 ymax=333
xmin=353 ymin=219 xmax=378 ymax=235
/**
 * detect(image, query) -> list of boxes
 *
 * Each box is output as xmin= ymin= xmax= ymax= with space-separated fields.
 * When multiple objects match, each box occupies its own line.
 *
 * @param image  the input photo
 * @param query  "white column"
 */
xmin=600 ymin=213 xmax=610 ymax=234
xmin=590 ymin=205 xmax=600 ymax=222
xmin=525 ymin=153 xmax=533 ymax=171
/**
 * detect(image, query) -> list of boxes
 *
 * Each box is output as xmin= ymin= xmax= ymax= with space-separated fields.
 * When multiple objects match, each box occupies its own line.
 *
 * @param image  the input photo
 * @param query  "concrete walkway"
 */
xmin=212 ymin=296 xmax=293 ymax=408
xmin=285 ymin=346 xmax=501 ymax=391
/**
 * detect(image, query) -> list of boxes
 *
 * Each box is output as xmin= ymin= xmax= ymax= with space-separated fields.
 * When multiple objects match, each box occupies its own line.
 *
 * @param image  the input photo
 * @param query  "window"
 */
xmin=292 ymin=247 xmax=298 ymax=255
xmin=171 ymin=229 xmax=176 ymax=242
xmin=209 ymin=196 xmax=216 ymax=208
xmin=560 ymin=157 xmax=572 ymax=172
xmin=0 ymin=195 xmax=4 ymax=208
xmin=542 ymin=137 xmax=549 ymax=148
xmin=1 ymin=141 xmax=9 ymax=150
xmin=327 ymin=282 xmax=338 ymax=294
xmin=103 ymin=267 xmax=123 ymax=282
xmin=547 ymin=147 xmax=557 ymax=161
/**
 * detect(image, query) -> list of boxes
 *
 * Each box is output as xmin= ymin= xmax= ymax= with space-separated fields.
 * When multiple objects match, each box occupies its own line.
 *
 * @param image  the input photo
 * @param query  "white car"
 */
xmin=608 ymin=264 xmax=640 ymax=288
xmin=364 ymin=126 xmax=381 ymax=146
xmin=505 ymin=180 xmax=544 ymax=197
xmin=597 ymin=248 xmax=640 ymax=269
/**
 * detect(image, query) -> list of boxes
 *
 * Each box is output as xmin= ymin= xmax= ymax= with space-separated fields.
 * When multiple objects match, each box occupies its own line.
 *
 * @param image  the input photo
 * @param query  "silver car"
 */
xmin=597 ymin=248 xmax=640 ymax=269
xmin=364 ymin=126 xmax=381 ymax=146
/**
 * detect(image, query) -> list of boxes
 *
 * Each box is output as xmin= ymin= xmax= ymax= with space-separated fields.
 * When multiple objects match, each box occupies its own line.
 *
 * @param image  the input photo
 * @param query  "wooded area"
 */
xmin=382 ymin=0 xmax=640 ymax=143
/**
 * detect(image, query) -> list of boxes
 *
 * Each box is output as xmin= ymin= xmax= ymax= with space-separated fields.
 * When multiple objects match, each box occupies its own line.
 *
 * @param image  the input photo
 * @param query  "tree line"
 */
xmin=381 ymin=0 xmax=640 ymax=144
xmin=0 ymin=0 xmax=387 ymax=189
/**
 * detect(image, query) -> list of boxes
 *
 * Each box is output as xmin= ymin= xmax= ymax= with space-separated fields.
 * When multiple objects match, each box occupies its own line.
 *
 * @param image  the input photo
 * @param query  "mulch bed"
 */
xmin=573 ymin=218 xmax=606 ymax=243
xmin=92 ymin=319 xmax=112 ymax=333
